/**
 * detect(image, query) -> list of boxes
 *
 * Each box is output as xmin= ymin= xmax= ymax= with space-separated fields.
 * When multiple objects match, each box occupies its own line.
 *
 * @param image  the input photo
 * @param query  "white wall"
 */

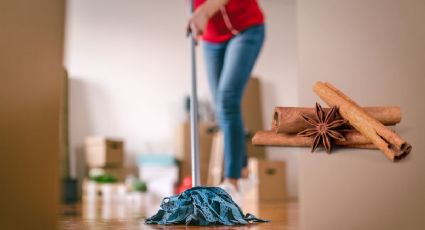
xmin=65 ymin=0 xmax=299 ymax=198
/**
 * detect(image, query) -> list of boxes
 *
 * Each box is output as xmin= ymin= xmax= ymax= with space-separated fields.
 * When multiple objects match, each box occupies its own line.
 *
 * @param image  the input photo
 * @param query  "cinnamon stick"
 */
xmin=272 ymin=106 xmax=401 ymax=134
xmin=252 ymin=130 xmax=376 ymax=149
xmin=313 ymin=81 xmax=411 ymax=161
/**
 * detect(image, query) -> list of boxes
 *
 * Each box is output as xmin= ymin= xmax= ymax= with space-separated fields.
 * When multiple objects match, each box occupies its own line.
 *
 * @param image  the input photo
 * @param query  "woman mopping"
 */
xmin=188 ymin=0 xmax=265 ymax=201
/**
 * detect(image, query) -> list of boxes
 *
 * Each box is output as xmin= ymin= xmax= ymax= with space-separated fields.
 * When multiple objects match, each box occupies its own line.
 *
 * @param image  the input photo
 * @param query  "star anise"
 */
xmin=297 ymin=103 xmax=347 ymax=153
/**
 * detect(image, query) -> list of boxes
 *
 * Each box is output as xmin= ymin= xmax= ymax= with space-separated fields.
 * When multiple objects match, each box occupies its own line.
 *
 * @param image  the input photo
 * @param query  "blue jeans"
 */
xmin=202 ymin=25 xmax=265 ymax=179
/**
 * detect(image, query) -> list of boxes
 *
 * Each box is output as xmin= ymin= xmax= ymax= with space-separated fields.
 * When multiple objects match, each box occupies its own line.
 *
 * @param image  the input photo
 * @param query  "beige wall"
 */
xmin=65 ymin=0 xmax=300 ymax=198
xmin=0 ymin=1 xmax=65 ymax=229
xmin=297 ymin=0 xmax=425 ymax=229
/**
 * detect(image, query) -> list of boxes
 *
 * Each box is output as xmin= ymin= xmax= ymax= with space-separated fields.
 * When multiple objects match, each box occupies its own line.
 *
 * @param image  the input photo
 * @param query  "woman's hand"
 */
xmin=187 ymin=6 xmax=210 ymax=43
xmin=187 ymin=0 xmax=229 ymax=44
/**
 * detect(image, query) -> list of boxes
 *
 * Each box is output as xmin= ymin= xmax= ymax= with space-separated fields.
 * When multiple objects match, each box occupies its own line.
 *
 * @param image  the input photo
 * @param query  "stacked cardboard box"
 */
xmin=175 ymin=122 xmax=215 ymax=184
xmin=242 ymin=77 xmax=266 ymax=159
xmin=85 ymin=136 xmax=125 ymax=181
xmin=243 ymin=158 xmax=286 ymax=202
xmin=242 ymin=158 xmax=287 ymax=216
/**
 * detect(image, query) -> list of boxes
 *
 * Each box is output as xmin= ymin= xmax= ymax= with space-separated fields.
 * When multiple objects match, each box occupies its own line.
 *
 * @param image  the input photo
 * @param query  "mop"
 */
xmin=145 ymin=0 xmax=268 ymax=226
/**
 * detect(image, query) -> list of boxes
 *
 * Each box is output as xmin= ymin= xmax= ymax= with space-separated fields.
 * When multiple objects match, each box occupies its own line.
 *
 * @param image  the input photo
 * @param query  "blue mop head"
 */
xmin=145 ymin=186 xmax=268 ymax=226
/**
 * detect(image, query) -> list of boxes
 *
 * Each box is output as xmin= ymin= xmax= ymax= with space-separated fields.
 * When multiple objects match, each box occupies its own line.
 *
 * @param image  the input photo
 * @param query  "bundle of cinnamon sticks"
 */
xmin=252 ymin=81 xmax=411 ymax=161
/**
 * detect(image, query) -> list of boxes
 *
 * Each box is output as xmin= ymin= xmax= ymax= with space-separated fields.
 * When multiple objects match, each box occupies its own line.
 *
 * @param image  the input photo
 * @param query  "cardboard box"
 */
xmin=242 ymin=77 xmax=266 ymax=159
xmin=243 ymin=158 xmax=286 ymax=203
xmin=1 ymin=1 xmax=65 ymax=228
xmin=175 ymin=77 xmax=265 ymax=184
xmin=207 ymin=132 xmax=224 ymax=186
xmin=85 ymin=136 xmax=124 ymax=168
xmin=175 ymin=122 xmax=215 ymax=184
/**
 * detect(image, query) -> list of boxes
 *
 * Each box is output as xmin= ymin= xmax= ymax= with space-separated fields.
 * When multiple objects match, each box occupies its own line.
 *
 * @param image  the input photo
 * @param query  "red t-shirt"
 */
xmin=195 ymin=0 xmax=264 ymax=43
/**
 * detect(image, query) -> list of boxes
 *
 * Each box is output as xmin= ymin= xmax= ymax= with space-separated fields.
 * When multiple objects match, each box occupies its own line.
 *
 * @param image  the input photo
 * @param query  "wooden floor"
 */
xmin=59 ymin=198 xmax=298 ymax=229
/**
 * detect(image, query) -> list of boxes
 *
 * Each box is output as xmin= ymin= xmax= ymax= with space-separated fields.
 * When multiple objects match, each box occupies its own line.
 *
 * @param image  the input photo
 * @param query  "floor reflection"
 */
xmin=59 ymin=197 xmax=298 ymax=229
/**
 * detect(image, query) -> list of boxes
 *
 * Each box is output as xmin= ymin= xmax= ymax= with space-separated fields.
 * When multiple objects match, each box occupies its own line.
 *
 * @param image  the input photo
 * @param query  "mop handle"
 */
xmin=189 ymin=0 xmax=201 ymax=187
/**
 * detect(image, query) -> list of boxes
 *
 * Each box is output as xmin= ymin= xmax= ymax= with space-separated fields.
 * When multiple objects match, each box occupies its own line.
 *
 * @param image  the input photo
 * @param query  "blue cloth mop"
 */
xmin=145 ymin=186 xmax=268 ymax=226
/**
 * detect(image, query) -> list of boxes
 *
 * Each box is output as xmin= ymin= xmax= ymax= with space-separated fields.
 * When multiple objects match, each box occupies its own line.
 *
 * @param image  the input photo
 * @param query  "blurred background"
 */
xmin=65 ymin=0 xmax=299 ymax=200
xmin=1 ymin=0 xmax=424 ymax=229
